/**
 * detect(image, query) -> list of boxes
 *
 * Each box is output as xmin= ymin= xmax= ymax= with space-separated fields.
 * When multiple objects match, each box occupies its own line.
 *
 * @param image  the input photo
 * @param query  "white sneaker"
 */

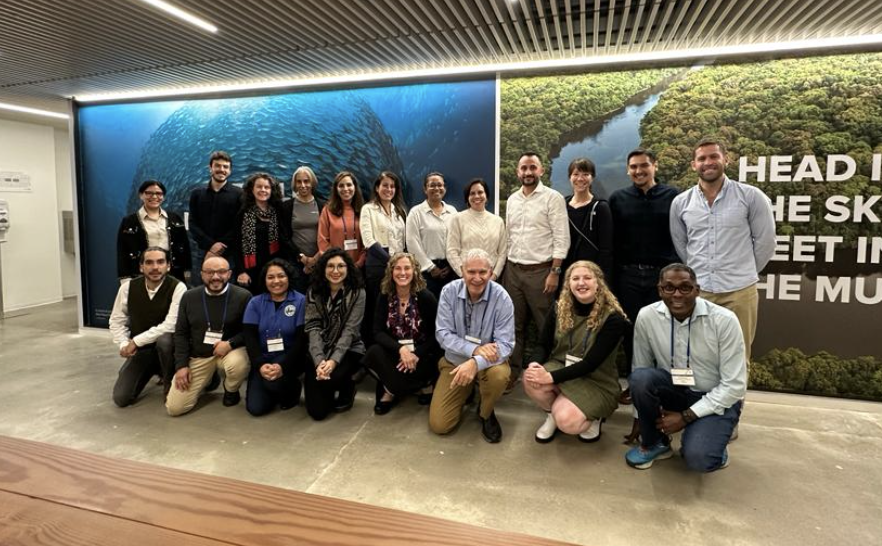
xmin=535 ymin=413 xmax=557 ymax=443
xmin=578 ymin=418 xmax=603 ymax=443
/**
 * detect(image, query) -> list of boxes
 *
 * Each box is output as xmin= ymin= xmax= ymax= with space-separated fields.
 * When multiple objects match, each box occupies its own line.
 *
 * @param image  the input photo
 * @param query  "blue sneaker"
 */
xmin=625 ymin=442 xmax=673 ymax=469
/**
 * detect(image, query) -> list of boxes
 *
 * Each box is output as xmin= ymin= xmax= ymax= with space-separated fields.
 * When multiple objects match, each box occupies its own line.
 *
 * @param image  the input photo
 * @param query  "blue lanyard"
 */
xmin=463 ymin=286 xmax=489 ymax=338
xmin=265 ymin=294 xmax=294 ymax=339
xmin=670 ymin=315 xmax=692 ymax=368
xmin=202 ymin=289 xmax=230 ymax=332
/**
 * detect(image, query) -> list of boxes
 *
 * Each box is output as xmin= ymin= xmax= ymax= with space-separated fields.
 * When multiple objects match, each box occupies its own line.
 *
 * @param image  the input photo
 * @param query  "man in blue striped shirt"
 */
xmin=669 ymin=138 xmax=776 ymax=365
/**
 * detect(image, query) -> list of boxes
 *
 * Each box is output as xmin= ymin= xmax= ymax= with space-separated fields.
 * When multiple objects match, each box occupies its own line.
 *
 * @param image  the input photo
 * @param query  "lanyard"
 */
xmin=341 ymin=208 xmax=352 ymax=240
xmin=463 ymin=287 xmax=489 ymax=338
xmin=567 ymin=326 xmax=592 ymax=357
xmin=202 ymin=289 xmax=230 ymax=332
xmin=670 ymin=315 xmax=692 ymax=368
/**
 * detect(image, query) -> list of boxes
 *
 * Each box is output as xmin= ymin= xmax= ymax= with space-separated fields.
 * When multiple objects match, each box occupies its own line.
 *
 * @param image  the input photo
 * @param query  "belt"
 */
xmin=620 ymin=263 xmax=660 ymax=270
xmin=508 ymin=260 xmax=552 ymax=271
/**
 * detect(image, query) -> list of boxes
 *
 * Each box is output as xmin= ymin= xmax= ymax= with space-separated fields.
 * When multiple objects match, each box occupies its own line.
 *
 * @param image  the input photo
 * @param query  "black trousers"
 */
xmin=112 ymin=333 xmax=174 ymax=407
xmin=615 ymin=265 xmax=662 ymax=378
xmin=363 ymin=343 xmax=440 ymax=397
xmin=303 ymin=350 xmax=362 ymax=420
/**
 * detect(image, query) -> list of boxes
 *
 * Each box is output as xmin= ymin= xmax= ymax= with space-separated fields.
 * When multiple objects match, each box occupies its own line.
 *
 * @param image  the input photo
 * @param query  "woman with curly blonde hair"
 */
xmin=523 ymin=260 xmax=628 ymax=443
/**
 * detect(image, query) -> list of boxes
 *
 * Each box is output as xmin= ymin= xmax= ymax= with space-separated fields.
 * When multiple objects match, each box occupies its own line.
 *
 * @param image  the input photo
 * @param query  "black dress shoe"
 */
xmin=416 ymin=390 xmax=433 ymax=406
xmin=334 ymin=382 xmax=356 ymax=412
xmin=222 ymin=389 xmax=241 ymax=407
xmin=479 ymin=411 xmax=502 ymax=443
xmin=373 ymin=381 xmax=396 ymax=415
xmin=206 ymin=371 xmax=221 ymax=392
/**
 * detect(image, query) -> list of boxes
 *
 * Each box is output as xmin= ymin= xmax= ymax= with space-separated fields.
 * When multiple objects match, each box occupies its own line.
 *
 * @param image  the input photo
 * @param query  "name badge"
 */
xmin=465 ymin=335 xmax=481 ymax=344
xmin=399 ymin=339 xmax=415 ymax=351
xmin=344 ymin=238 xmax=358 ymax=251
xmin=267 ymin=337 xmax=285 ymax=353
xmin=203 ymin=330 xmax=223 ymax=345
xmin=671 ymin=368 xmax=696 ymax=386
xmin=565 ymin=354 xmax=581 ymax=367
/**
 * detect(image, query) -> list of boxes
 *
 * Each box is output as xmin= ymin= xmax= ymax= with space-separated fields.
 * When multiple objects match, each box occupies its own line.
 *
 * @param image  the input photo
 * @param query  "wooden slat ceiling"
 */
xmin=2 ymin=0 xmax=882 ymax=115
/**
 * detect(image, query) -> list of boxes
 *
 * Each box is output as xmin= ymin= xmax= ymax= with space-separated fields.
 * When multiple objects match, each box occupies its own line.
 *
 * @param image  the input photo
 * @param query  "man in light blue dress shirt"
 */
xmin=430 ymin=248 xmax=515 ymax=443
xmin=669 ymin=138 xmax=776 ymax=365
xmin=625 ymin=264 xmax=747 ymax=471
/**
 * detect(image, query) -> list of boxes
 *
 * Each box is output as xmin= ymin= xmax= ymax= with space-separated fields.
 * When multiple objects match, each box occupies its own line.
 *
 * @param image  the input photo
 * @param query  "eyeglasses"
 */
xmin=143 ymin=191 xmax=164 ymax=198
xmin=659 ymin=284 xmax=695 ymax=295
xmin=426 ymin=183 xmax=445 ymax=188
xmin=202 ymin=269 xmax=230 ymax=276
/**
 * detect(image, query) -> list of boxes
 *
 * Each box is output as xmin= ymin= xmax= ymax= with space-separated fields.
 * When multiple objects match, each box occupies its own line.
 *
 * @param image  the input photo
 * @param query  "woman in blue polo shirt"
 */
xmin=243 ymin=258 xmax=307 ymax=416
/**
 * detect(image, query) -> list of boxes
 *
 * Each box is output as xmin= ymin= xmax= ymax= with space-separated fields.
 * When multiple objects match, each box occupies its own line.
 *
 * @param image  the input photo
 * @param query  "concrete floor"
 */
xmin=1 ymin=299 xmax=881 ymax=545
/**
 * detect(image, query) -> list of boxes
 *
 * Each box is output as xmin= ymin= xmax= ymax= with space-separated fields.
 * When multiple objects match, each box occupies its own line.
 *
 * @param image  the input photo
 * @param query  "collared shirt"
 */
xmin=435 ymin=279 xmax=515 ymax=371
xmin=137 ymin=207 xmax=169 ymax=250
xmin=506 ymin=181 xmax=570 ymax=264
xmin=188 ymin=181 xmax=243 ymax=251
xmin=243 ymin=291 xmax=306 ymax=362
xmin=632 ymin=298 xmax=747 ymax=418
xmin=109 ymin=278 xmax=186 ymax=350
xmin=360 ymin=201 xmax=406 ymax=254
xmin=405 ymin=200 xmax=457 ymax=272
xmin=608 ymin=182 xmax=680 ymax=267
xmin=670 ymin=177 xmax=776 ymax=293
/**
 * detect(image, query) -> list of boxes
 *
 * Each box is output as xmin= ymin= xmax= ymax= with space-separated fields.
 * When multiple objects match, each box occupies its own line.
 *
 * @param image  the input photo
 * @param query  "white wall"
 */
xmin=0 ymin=119 xmax=64 ymax=311
xmin=54 ymin=127 xmax=77 ymax=298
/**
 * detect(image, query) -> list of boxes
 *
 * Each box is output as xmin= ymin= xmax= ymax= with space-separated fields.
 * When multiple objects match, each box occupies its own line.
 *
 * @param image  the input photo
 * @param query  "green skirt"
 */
xmin=544 ymin=361 xmax=619 ymax=420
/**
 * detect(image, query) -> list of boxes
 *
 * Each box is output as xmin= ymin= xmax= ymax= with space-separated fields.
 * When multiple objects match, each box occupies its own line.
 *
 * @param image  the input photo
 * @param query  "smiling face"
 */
xmin=252 ymin=177 xmax=272 ymax=205
xmin=391 ymin=256 xmax=414 ymax=290
xmin=377 ymin=177 xmax=396 ymax=204
xmin=201 ymin=256 xmax=232 ymax=294
xmin=569 ymin=169 xmax=593 ymax=195
xmin=265 ymin=265 xmax=289 ymax=299
xmin=424 ymin=174 xmax=446 ymax=203
xmin=462 ymin=256 xmax=492 ymax=301
xmin=627 ymin=153 xmax=658 ymax=191
xmin=692 ymin=144 xmax=728 ymax=185
xmin=517 ymin=154 xmax=544 ymax=188
xmin=336 ymin=176 xmax=355 ymax=203
xmin=568 ymin=266 xmax=598 ymax=304
xmin=139 ymin=184 xmax=164 ymax=213
xmin=325 ymin=256 xmax=348 ymax=289
xmin=467 ymin=182 xmax=487 ymax=211
xmin=209 ymin=159 xmax=231 ymax=185
xmin=292 ymin=171 xmax=313 ymax=199
xmin=658 ymin=269 xmax=699 ymax=321
xmin=139 ymin=249 xmax=169 ymax=284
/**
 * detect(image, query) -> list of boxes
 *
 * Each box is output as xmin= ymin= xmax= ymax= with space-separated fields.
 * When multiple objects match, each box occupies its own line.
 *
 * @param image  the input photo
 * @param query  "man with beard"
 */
xmin=503 ymin=152 xmax=570 ymax=392
xmin=670 ymin=138 xmax=775 ymax=366
xmin=166 ymin=256 xmax=251 ymax=416
xmin=109 ymin=247 xmax=186 ymax=406
xmin=626 ymin=264 xmax=746 ymax=472
xmin=188 ymin=150 xmax=242 ymax=284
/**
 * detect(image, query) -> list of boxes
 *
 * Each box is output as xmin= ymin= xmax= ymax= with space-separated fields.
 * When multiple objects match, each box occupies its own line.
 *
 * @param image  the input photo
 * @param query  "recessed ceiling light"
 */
xmin=136 ymin=0 xmax=218 ymax=33
xmin=0 ymin=102 xmax=69 ymax=120
xmin=75 ymin=33 xmax=882 ymax=103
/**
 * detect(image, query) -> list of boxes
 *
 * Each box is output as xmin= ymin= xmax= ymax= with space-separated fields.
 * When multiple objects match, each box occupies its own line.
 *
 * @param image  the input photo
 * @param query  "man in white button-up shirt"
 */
xmin=503 ymin=152 xmax=570 ymax=390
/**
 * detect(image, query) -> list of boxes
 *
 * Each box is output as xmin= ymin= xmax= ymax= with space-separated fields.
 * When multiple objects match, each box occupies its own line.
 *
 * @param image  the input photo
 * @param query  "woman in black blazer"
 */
xmin=116 ymin=180 xmax=191 ymax=283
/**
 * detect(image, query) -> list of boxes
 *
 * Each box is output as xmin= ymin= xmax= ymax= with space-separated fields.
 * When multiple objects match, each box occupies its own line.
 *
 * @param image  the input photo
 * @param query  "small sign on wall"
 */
xmin=0 ymin=172 xmax=32 ymax=192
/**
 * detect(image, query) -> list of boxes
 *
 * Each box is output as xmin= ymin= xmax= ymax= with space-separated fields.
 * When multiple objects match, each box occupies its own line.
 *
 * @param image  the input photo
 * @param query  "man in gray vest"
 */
xmin=109 ymin=247 xmax=187 ymax=406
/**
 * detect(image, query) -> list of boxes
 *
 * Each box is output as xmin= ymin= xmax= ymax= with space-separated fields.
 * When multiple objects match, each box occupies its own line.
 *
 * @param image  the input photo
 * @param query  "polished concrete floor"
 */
xmin=1 ymin=298 xmax=880 ymax=545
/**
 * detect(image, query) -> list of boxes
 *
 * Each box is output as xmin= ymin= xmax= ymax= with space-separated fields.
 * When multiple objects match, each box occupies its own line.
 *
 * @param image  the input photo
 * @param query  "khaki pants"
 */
xmin=165 ymin=347 xmax=250 ymax=417
xmin=503 ymin=261 xmax=555 ymax=375
xmin=428 ymin=357 xmax=511 ymax=434
xmin=701 ymin=283 xmax=758 ymax=363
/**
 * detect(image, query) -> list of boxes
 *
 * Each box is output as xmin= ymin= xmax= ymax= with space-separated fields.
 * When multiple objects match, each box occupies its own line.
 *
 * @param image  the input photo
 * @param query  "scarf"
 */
xmin=386 ymin=293 xmax=423 ymax=342
xmin=305 ymin=287 xmax=358 ymax=356
xmin=242 ymin=205 xmax=279 ymax=269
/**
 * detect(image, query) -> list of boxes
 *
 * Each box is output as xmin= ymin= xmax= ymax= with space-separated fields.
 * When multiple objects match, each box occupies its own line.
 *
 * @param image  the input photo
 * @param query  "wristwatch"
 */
xmin=550 ymin=266 xmax=562 ymax=275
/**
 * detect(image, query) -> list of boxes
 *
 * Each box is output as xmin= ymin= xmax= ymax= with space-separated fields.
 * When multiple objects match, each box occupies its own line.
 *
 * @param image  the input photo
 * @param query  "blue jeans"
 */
xmin=630 ymin=367 xmax=741 ymax=472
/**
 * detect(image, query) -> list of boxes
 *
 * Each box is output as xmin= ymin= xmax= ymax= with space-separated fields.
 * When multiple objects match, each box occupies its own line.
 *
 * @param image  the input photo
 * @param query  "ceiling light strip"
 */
xmin=0 ymin=102 xmax=69 ymax=120
xmin=75 ymin=34 xmax=882 ymax=103
xmin=136 ymin=0 xmax=218 ymax=33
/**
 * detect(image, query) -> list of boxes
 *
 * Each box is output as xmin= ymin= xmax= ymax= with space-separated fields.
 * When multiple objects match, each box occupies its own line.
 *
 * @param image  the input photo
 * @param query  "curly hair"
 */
xmin=380 ymin=252 xmax=426 ymax=296
xmin=241 ymin=172 xmax=283 ymax=209
xmin=556 ymin=260 xmax=628 ymax=332
xmin=310 ymin=247 xmax=363 ymax=297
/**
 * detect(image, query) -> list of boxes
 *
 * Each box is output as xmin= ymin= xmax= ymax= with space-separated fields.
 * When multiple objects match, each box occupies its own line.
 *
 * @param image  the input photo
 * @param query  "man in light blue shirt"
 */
xmin=669 ymin=138 xmax=776 ymax=364
xmin=430 ymin=248 xmax=514 ymax=443
xmin=625 ymin=264 xmax=746 ymax=472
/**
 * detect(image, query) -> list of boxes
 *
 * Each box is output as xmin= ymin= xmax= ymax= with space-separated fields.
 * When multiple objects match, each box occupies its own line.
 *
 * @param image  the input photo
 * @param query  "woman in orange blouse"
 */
xmin=317 ymin=171 xmax=366 ymax=268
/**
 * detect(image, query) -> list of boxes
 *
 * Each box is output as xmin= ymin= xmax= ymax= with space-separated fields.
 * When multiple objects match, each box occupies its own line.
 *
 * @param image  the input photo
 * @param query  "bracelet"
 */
xmin=681 ymin=408 xmax=698 ymax=424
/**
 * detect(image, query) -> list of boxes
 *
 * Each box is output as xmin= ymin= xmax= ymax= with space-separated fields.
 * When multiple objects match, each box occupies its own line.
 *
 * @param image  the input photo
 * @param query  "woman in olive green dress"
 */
xmin=523 ymin=260 xmax=627 ymax=443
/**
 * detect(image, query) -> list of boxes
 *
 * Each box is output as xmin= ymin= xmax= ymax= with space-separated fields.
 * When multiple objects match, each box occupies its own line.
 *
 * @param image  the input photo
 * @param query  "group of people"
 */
xmin=111 ymin=138 xmax=776 ymax=473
